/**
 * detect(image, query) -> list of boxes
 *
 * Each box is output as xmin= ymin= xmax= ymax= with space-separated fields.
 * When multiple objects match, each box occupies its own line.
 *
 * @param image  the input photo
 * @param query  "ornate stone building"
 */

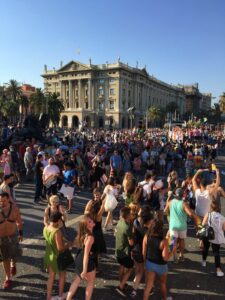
xmin=42 ymin=59 xmax=185 ymax=128
xmin=182 ymin=84 xmax=212 ymax=115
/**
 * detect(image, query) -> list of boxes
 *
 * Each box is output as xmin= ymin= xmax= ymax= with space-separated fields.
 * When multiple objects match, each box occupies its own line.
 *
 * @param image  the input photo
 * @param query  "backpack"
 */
xmin=148 ymin=186 xmax=160 ymax=211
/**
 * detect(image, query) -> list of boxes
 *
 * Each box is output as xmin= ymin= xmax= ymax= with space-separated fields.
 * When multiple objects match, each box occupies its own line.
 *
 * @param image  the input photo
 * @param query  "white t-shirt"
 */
xmin=43 ymin=164 xmax=60 ymax=184
xmin=139 ymin=180 xmax=151 ymax=199
xmin=208 ymin=212 xmax=225 ymax=244
xmin=195 ymin=188 xmax=211 ymax=218
xmin=104 ymin=185 xmax=117 ymax=197
xmin=42 ymin=159 xmax=49 ymax=168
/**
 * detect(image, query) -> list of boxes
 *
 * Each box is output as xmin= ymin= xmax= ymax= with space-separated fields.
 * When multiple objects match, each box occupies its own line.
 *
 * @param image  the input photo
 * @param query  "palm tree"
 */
xmin=19 ymin=95 xmax=29 ymax=117
xmin=6 ymin=79 xmax=22 ymax=102
xmin=47 ymin=92 xmax=64 ymax=127
xmin=0 ymin=97 xmax=19 ymax=122
xmin=29 ymin=88 xmax=46 ymax=115
xmin=148 ymin=106 xmax=161 ymax=127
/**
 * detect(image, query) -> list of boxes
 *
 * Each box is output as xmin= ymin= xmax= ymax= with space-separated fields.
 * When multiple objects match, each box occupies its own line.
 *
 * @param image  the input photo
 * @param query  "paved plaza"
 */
xmin=1 ymin=156 xmax=225 ymax=299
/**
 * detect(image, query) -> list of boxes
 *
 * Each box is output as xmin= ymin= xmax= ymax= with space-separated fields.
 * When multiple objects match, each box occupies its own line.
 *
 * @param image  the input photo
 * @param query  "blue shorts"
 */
xmin=145 ymin=260 xmax=168 ymax=276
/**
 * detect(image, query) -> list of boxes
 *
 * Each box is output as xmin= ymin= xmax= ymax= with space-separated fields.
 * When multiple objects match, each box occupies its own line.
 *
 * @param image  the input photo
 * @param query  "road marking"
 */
xmin=66 ymin=214 xmax=84 ymax=227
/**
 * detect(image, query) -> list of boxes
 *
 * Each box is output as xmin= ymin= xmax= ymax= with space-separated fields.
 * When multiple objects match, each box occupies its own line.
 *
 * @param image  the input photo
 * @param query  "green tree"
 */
xmin=29 ymin=88 xmax=46 ymax=115
xmin=47 ymin=92 xmax=64 ymax=127
xmin=19 ymin=95 xmax=29 ymax=117
xmin=148 ymin=106 xmax=161 ymax=127
xmin=6 ymin=79 xmax=22 ymax=102
xmin=0 ymin=96 xmax=19 ymax=121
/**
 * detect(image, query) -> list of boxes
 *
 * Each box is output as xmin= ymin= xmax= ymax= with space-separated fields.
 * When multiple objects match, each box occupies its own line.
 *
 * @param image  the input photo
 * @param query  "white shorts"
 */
xmin=170 ymin=229 xmax=187 ymax=239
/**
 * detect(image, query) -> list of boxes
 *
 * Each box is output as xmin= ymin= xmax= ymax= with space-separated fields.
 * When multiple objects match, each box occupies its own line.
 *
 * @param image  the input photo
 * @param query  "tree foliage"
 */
xmin=6 ymin=79 xmax=22 ymax=102
xmin=47 ymin=93 xmax=64 ymax=126
xmin=147 ymin=106 xmax=161 ymax=126
xmin=29 ymin=88 xmax=46 ymax=115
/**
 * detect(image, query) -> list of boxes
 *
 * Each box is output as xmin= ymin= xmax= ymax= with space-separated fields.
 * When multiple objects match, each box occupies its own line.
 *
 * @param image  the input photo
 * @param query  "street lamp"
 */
xmin=127 ymin=106 xmax=135 ymax=129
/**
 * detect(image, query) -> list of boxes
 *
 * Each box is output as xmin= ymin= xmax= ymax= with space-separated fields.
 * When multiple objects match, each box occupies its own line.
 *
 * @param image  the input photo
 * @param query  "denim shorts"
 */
xmin=145 ymin=260 xmax=168 ymax=276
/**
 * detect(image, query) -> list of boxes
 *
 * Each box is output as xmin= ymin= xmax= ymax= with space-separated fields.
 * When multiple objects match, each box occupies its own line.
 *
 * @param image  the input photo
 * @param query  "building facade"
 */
xmin=182 ymin=84 xmax=212 ymax=115
xmin=42 ymin=60 xmax=185 ymax=128
xmin=201 ymin=93 xmax=212 ymax=112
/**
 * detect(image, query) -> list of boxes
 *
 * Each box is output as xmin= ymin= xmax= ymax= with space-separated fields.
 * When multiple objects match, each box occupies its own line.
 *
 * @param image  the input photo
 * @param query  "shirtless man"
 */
xmin=0 ymin=191 xmax=23 ymax=289
xmin=0 ymin=174 xmax=14 ymax=203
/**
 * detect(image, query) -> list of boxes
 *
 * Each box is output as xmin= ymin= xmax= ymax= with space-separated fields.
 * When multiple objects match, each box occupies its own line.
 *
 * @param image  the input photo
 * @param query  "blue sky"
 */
xmin=0 ymin=0 xmax=225 ymax=103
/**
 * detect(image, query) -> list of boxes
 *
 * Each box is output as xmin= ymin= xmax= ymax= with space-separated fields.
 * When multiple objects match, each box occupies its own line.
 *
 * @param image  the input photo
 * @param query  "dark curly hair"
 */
xmin=147 ymin=218 xmax=164 ymax=239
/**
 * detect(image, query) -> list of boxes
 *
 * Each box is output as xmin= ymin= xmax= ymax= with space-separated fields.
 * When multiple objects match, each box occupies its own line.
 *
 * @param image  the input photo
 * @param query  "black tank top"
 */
xmin=146 ymin=236 xmax=167 ymax=265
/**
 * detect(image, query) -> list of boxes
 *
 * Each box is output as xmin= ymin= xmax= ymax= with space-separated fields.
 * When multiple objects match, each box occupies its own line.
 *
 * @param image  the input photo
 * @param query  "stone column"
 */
xmin=88 ymin=79 xmax=92 ymax=110
xmin=134 ymin=82 xmax=138 ymax=109
xmin=64 ymin=82 xmax=67 ymax=104
xmin=60 ymin=81 xmax=63 ymax=100
xmin=105 ymin=79 xmax=109 ymax=109
xmin=69 ymin=80 xmax=72 ymax=109
xmin=78 ymin=80 xmax=82 ymax=108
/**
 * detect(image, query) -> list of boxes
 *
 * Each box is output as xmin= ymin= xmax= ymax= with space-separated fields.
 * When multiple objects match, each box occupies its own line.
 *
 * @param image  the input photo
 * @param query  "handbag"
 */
xmin=104 ymin=193 xmax=118 ymax=212
xmin=57 ymin=249 xmax=74 ymax=271
xmin=196 ymin=213 xmax=215 ymax=240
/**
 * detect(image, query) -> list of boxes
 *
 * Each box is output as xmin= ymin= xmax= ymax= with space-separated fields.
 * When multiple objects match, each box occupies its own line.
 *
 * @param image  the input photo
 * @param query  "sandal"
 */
xmin=3 ymin=279 xmax=12 ymax=289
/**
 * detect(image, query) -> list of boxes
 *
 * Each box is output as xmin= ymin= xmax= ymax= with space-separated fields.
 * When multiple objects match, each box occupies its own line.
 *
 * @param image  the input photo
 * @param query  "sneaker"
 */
xmin=130 ymin=289 xmax=137 ymax=298
xmin=3 ymin=279 xmax=12 ymax=289
xmin=216 ymin=270 xmax=224 ymax=277
xmin=173 ymin=254 xmax=179 ymax=264
xmin=165 ymin=297 xmax=173 ymax=300
xmin=201 ymin=260 xmax=206 ymax=267
xmin=178 ymin=256 xmax=185 ymax=262
xmin=149 ymin=288 xmax=154 ymax=296
xmin=116 ymin=287 xmax=127 ymax=297
xmin=10 ymin=265 xmax=17 ymax=276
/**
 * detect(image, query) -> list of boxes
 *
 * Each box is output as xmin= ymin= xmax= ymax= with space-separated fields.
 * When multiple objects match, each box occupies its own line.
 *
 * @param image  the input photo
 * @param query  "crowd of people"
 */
xmin=0 ymin=125 xmax=225 ymax=300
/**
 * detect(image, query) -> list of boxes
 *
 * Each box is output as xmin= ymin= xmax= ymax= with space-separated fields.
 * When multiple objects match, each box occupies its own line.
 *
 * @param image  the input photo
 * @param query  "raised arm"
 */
xmin=209 ymin=168 xmax=220 ymax=195
xmin=192 ymin=169 xmax=203 ymax=192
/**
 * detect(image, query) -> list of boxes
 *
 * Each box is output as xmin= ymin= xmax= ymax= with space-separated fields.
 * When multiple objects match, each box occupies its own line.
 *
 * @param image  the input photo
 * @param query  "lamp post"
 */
xmin=127 ymin=106 xmax=135 ymax=129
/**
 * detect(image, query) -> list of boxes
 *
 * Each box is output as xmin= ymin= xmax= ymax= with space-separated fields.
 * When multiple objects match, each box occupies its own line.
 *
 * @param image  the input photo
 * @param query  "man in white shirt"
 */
xmin=139 ymin=172 xmax=152 ymax=201
xmin=42 ymin=157 xmax=60 ymax=199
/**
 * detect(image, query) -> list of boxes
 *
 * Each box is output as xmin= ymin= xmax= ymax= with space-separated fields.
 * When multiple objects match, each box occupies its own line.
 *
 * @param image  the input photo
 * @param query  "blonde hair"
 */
xmin=76 ymin=215 xmax=92 ymax=248
xmin=129 ymin=202 xmax=140 ymax=218
xmin=171 ymin=171 xmax=178 ymax=178
xmin=49 ymin=195 xmax=59 ymax=205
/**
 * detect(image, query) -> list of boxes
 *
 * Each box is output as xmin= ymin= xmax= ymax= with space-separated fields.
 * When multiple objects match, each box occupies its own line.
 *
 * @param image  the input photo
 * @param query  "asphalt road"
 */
xmin=1 ymin=156 xmax=225 ymax=299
